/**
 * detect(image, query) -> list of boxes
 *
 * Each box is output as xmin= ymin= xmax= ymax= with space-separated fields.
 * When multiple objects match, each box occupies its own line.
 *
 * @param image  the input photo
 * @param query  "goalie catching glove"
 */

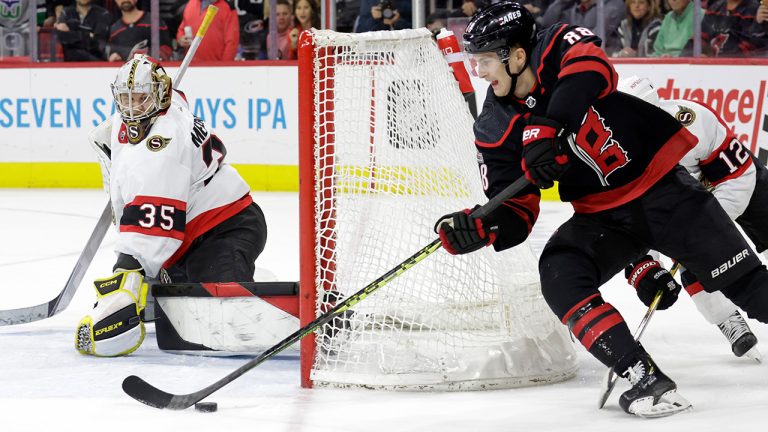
xmin=521 ymin=116 xmax=569 ymax=189
xmin=75 ymin=265 xmax=148 ymax=357
xmin=434 ymin=205 xmax=497 ymax=255
xmin=625 ymin=255 xmax=681 ymax=310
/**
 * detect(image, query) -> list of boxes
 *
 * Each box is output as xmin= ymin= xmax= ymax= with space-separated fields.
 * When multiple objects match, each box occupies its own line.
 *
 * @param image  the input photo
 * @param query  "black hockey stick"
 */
xmin=0 ymin=7 xmax=219 ymax=327
xmin=0 ymin=204 xmax=111 ymax=326
xmin=122 ymin=175 xmax=531 ymax=409
xmin=597 ymin=262 xmax=681 ymax=408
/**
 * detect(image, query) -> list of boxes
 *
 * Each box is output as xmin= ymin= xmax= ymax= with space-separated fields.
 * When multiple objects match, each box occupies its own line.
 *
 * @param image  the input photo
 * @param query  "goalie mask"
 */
xmin=111 ymin=54 xmax=172 ymax=144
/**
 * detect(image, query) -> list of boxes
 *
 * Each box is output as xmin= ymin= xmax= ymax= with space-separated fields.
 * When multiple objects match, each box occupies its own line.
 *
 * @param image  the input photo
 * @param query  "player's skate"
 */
xmin=717 ymin=311 xmax=761 ymax=362
xmin=618 ymin=350 xmax=692 ymax=418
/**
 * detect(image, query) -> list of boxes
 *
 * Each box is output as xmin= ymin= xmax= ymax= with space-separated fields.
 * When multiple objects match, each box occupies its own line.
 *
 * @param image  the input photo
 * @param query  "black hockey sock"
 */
xmin=562 ymin=295 xmax=638 ymax=368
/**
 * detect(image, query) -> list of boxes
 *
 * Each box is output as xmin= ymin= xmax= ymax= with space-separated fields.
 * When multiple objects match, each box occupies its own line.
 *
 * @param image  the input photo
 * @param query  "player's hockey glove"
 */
xmin=434 ymin=205 xmax=498 ymax=255
xmin=521 ymin=116 xmax=569 ymax=189
xmin=625 ymin=255 xmax=682 ymax=310
xmin=75 ymin=263 xmax=148 ymax=357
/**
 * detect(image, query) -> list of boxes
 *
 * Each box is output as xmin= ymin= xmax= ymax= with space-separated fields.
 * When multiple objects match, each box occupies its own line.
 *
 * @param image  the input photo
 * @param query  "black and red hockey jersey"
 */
xmin=475 ymin=23 xmax=698 ymax=250
xmin=108 ymin=11 xmax=173 ymax=61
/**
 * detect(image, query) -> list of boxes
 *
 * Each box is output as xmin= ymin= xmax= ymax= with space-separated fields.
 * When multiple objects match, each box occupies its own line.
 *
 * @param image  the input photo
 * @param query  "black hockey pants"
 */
xmin=164 ymin=202 xmax=267 ymax=283
xmin=539 ymin=166 xmax=768 ymax=368
xmin=735 ymin=157 xmax=768 ymax=253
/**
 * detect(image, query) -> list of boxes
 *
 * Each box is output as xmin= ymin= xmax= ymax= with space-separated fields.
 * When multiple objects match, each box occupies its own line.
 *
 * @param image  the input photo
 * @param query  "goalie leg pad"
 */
xmin=75 ymin=271 xmax=148 ymax=357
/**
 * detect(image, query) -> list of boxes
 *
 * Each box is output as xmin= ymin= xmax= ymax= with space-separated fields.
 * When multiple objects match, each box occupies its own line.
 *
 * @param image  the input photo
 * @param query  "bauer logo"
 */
xmin=147 ymin=135 xmax=171 ymax=152
xmin=711 ymin=249 xmax=750 ymax=278
xmin=523 ymin=128 xmax=540 ymax=141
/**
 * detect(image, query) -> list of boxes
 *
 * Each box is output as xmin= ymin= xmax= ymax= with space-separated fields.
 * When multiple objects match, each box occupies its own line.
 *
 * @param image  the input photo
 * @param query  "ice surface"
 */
xmin=1 ymin=190 xmax=766 ymax=431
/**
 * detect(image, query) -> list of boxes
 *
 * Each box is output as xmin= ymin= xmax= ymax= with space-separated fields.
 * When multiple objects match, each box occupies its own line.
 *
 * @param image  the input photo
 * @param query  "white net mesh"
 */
xmin=306 ymin=28 xmax=577 ymax=390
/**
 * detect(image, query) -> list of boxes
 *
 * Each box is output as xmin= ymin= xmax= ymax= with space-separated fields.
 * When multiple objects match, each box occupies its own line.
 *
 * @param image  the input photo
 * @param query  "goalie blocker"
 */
xmin=151 ymin=280 xmax=300 ymax=354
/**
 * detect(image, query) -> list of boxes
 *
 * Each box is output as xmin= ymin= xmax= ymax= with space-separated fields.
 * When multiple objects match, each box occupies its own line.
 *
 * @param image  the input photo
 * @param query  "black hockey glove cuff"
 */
xmin=625 ymin=255 xmax=681 ymax=310
xmin=434 ymin=206 xmax=498 ymax=255
xmin=521 ymin=116 xmax=569 ymax=189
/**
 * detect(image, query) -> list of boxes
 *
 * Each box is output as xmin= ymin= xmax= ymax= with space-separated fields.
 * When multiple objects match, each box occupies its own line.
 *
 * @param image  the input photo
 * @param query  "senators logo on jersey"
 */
xmin=146 ymin=136 xmax=171 ymax=152
xmin=675 ymin=106 xmax=697 ymax=127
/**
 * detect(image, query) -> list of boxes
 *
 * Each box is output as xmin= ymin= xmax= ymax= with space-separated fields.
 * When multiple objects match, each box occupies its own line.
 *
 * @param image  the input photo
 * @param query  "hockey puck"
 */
xmin=194 ymin=402 xmax=218 ymax=413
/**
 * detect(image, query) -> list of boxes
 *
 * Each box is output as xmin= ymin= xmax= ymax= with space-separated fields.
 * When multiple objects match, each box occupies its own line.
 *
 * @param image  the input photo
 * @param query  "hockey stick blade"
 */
xmin=123 ymin=176 xmax=531 ymax=409
xmin=0 ymin=203 xmax=111 ymax=326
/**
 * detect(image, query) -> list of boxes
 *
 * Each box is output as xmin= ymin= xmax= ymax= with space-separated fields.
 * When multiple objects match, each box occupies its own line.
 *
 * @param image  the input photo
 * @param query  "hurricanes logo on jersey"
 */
xmin=146 ymin=136 xmax=171 ymax=152
xmin=675 ymin=106 xmax=696 ymax=127
xmin=571 ymin=107 xmax=630 ymax=186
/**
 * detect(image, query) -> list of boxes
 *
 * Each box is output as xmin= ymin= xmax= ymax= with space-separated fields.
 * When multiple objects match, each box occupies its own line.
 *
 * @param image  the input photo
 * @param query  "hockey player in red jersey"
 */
xmin=434 ymin=1 xmax=768 ymax=418
xmin=619 ymin=76 xmax=762 ymax=362
xmin=76 ymin=55 xmax=267 ymax=357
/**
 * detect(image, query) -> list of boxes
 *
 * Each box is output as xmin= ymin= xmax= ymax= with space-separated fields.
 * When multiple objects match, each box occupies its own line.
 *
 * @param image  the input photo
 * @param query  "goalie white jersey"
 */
xmin=656 ymin=98 xmax=757 ymax=219
xmin=108 ymin=94 xmax=251 ymax=277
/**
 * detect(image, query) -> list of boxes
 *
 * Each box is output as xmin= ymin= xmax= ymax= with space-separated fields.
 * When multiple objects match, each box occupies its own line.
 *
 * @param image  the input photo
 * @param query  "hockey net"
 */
xmin=298 ymin=28 xmax=577 ymax=390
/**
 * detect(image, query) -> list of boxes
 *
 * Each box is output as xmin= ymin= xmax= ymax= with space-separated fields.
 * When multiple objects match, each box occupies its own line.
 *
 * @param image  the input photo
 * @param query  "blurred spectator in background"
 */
xmin=177 ymin=0 xmax=239 ymax=61
xmin=160 ymin=0 xmax=188 ymax=39
xmin=235 ymin=0 xmax=267 ymax=59
xmin=108 ymin=0 xmax=173 ymax=61
xmin=357 ymin=0 xmax=412 ymax=31
xmin=538 ymin=0 xmax=626 ymax=53
xmin=750 ymin=0 xmax=768 ymax=54
xmin=54 ymin=0 xmax=112 ymax=61
xmin=426 ymin=10 xmax=449 ymax=34
xmin=44 ymin=0 xmax=74 ymax=27
xmin=520 ymin=0 xmax=553 ymax=19
xmin=266 ymin=0 xmax=294 ymax=59
xmin=691 ymin=0 xmax=761 ymax=56
xmin=614 ymin=0 xmax=662 ymax=56
xmin=449 ymin=0 xmax=488 ymax=17
xmin=337 ymin=0 xmax=362 ymax=32
xmin=652 ymin=0 xmax=702 ymax=56
xmin=289 ymin=0 xmax=320 ymax=53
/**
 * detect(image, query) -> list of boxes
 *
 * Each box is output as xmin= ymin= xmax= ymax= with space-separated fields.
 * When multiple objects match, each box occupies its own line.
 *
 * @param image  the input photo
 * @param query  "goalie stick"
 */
xmin=122 ymin=175 xmax=532 ymax=410
xmin=0 ymin=5 xmax=220 ymax=327
xmin=597 ymin=262 xmax=681 ymax=409
xmin=0 ymin=204 xmax=111 ymax=326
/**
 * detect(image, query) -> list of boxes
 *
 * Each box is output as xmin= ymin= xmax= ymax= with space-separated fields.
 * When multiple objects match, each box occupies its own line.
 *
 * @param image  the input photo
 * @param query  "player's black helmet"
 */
xmin=463 ymin=1 xmax=537 ymax=57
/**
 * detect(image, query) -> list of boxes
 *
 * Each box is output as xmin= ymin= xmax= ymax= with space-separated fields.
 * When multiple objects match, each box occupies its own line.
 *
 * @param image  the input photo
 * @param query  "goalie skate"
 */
xmin=717 ymin=311 xmax=761 ymax=362
xmin=618 ymin=350 xmax=692 ymax=418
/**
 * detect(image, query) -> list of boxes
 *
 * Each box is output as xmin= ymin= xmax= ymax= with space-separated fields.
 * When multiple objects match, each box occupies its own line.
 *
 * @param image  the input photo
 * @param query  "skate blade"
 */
xmin=744 ymin=347 xmax=762 ymax=363
xmin=629 ymin=390 xmax=692 ymax=419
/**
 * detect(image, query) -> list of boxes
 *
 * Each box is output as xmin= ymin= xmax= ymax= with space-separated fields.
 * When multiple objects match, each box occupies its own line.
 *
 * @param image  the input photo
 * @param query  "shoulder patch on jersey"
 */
xmin=118 ymin=123 xmax=128 ymax=144
xmin=675 ymin=106 xmax=696 ymax=127
xmin=146 ymin=135 xmax=171 ymax=152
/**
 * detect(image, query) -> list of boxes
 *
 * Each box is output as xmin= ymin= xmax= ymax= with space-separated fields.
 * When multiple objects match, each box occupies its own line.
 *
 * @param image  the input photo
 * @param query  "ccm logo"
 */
xmin=711 ymin=249 xmax=750 ymax=278
xmin=523 ymin=129 xmax=541 ymax=141
xmin=98 ymin=279 xmax=118 ymax=289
